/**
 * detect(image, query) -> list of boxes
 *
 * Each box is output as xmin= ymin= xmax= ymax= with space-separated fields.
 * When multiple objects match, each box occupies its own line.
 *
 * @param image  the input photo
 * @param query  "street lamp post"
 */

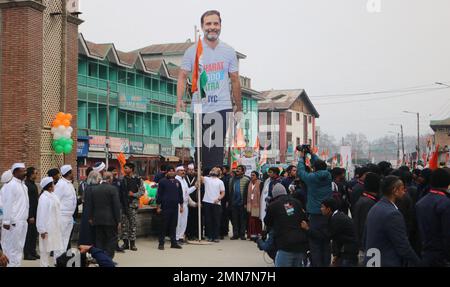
xmin=388 ymin=131 xmax=400 ymax=165
xmin=390 ymin=123 xmax=405 ymax=164
xmin=403 ymin=111 xmax=420 ymax=161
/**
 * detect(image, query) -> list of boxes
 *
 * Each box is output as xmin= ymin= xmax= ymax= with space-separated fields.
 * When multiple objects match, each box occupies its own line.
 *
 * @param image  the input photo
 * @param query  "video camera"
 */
xmin=296 ymin=144 xmax=311 ymax=159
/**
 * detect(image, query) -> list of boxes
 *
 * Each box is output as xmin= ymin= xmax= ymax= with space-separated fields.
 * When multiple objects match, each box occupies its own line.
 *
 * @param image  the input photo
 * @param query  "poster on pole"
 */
xmin=240 ymin=156 xmax=257 ymax=177
xmin=340 ymin=146 xmax=352 ymax=170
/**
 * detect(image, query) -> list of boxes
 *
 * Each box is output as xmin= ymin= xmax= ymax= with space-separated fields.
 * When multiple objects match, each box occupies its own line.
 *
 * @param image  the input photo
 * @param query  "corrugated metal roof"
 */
xmin=258 ymin=89 xmax=319 ymax=117
xmin=430 ymin=117 xmax=450 ymax=130
xmin=135 ymin=42 xmax=195 ymax=55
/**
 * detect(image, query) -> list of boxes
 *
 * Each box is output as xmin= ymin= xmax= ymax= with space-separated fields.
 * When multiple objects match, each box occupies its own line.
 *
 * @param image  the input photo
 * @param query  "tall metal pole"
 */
xmin=196 ymin=110 xmax=202 ymax=242
xmin=105 ymin=81 xmax=110 ymax=169
xmin=417 ymin=112 xmax=420 ymax=160
xmin=397 ymin=133 xmax=400 ymax=165
xmin=400 ymin=125 xmax=405 ymax=164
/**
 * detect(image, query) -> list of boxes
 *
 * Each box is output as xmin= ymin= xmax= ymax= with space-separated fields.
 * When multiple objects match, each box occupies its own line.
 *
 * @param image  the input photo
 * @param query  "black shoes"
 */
xmin=230 ymin=236 xmax=239 ymax=240
xmin=171 ymin=244 xmax=182 ymax=249
xmin=130 ymin=240 xmax=138 ymax=251
xmin=158 ymin=244 xmax=164 ymax=250
xmin=240 ymin=236 xmax=246 ymax=240
xmin=116 ymin=243 xmax=125 ymax=253
xmin=121 ymin=239 xmax=130 ymax=250
xmin=24 ymin=255 xmax=37 ymax=261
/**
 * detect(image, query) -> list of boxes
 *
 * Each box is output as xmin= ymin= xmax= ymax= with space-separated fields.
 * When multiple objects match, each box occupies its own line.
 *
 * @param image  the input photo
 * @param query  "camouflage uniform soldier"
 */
xmin=119 ymin=162 xmax=145 ymax=251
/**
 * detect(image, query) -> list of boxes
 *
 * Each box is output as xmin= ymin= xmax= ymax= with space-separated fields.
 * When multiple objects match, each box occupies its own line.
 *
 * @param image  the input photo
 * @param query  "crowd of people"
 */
xmin=257 ymin=152 xmax=450 ymax=267
xmin=0 ymin=150 xmax=449 ymax=268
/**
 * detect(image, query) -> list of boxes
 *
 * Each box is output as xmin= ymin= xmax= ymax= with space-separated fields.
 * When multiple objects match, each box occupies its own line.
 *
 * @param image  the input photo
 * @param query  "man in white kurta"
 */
xmin=1 ymin=163 xmax=29 ymax=267
xmin=53 ymin=165 xmax=77 ymax=258
xmin=37 ymin=177 xmax=63 ymax=267
xmin=175 ymin=166 xmax=197 ymax=242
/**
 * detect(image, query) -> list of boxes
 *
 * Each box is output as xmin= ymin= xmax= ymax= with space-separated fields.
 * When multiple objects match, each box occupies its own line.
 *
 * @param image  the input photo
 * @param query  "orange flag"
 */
xmin=429 ymin=145 xmax=440 ymax=170
xmin=235 ymin=128 xmax=246 ymax=149
xmin=253 ymin=136 xmax=260 ymax=152
xmin=117 ymin=152 xmax=127 ymax=175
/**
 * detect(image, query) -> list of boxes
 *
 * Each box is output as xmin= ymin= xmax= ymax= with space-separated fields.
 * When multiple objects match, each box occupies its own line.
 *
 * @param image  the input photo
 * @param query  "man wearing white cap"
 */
xmin=54 ymin=165 xmax=77 ymax=259
xmin=175 ymin=165 xmax=197 ymax=243
xmin=1 ymin=163 xmax=29 ymax=267
xmin=0 ymin=169 xmax=14 ymax=244
xmin=93 ymin=162 xmax=106 ymax=174
xmin=36 ymin=177 xmax=63 ymax=267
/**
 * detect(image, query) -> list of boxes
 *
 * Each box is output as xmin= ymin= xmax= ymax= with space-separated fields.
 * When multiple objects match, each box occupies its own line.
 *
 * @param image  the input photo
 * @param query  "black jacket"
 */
xmin=25 ymin=179 xmax=39 ymax=219
xmin=353 ymin=193 xmax=378 ymax=249
xmin=364 ymin=197 xmax=420 ymax=267
xmin=416 ymin=191 xmax=450 ymax=267
xmin=156 ymin=178 xmax=183 ymax=210
xmin=349 ymin=181 xmax=364 ymax=214
xmin=308 ymin=211 xmax=359 ymax=260
xmin=264 ymin=195 xmax=308 ymax=253
xmin=396 ymin=192 xmax=415 ymax=242
xmin=85 ymin=183 xmax=121 ymax=226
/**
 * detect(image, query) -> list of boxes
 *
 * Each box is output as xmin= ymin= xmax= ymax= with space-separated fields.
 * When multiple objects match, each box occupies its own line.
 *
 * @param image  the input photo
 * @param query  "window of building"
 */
xmin=118 ymin=70 xmax=127 ymax=84
xmin=144 ymin=114 xmax=151 ymax=136
xmin=127 ymin=72 xmax=135 ymax=86
xmin=152 ymin=78 xmax=160 ymax=92
xmin=110 ymin=106 xmax=118 ymax=132
xmin=309 ymin=139 xmax=312 ymax=145
xmin=78 ymin=101 xmax=87 ymax=129
xmin=296 ymin=137 xmax=300 ymax=146
xmin=127 ymin=113 xmax=135 ymax=134
xmin=286 ymin=112 xmax=292 ymax=125
xmin=109 ymin=67 xmax=117 ymax=82
xmin=151 ymin=114 xmax=159 ymax=136
xmin=267 ymin=112 xmax=272 ymax=126
xmin=78 ymin=59 xmax=87 ymax=75
xmin=88 ymin=62 xmax=98 ymax=78
xmin=98 ymin=65 xmax=108 ymax=80
xmin=308 ymin=116 xmax=312 ymax=124
xmin=88 ymin=102 xmax=98 ymax=130
xmin=296 ymin=113 xmax=300 ymax=121
xmin=98 ymin=104 xmax=107 ymax=131
xmin=287 ymin=132 xmax=292 ymax=144
xmin=135 ymin=113 xmax=143 ymax=135
xmin=144 ymin=77 xmax=152 ymax=90
xmin=136 ymin=74 xmax=144 ymax=88
xmin=118 ymin=110 xmax=126 ymax=133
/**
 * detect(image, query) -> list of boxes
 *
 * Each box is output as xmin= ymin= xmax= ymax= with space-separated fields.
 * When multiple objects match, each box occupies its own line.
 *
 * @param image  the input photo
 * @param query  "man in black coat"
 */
xmin=156 ymin=166 xmax=183 ymax=250
xmin=302 ymin=198 xmax=359 ymax=267
xmin=349 ymin=166 xmax=369 ymax=216
xmin=353 ymin=172 xmax=380 ymax=251
xmin=264 ymin=183 xmax=309 ymax=267
xmin=416 ymin=168 xmax=450 ymax=267
xmin=220 ymin=165 xmax=231 ymax=239
xmin=24 ymin=167 xmax=39 ymax=260
xmin=85 ymin=172 xmax=121 ymax=259
xmin=364 ymin=175 xmax=420 ymax=267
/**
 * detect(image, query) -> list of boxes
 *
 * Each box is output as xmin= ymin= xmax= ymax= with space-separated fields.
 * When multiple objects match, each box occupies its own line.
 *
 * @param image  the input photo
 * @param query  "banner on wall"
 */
xmin=118 ymin=93 xmax=147 ymax=113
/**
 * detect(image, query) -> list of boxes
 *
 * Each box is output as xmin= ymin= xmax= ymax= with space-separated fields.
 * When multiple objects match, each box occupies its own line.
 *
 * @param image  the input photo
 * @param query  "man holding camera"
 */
xmin=296 ymin=145 xmax=333 ymax=267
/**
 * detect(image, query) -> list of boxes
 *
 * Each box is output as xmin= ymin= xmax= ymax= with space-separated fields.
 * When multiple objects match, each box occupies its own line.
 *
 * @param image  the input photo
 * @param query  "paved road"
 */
xmin=21 ymin=236 xmax=273 ymax=267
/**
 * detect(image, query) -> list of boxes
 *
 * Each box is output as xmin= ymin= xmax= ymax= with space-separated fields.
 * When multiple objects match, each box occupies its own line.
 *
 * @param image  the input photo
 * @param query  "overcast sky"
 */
xmin=79 ymin=0 xmax=450 ymax=141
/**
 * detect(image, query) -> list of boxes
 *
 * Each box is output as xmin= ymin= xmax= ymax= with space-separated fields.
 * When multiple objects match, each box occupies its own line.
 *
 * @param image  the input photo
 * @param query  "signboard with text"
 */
xmin=118 ymin=93 xmax=147 ymax=113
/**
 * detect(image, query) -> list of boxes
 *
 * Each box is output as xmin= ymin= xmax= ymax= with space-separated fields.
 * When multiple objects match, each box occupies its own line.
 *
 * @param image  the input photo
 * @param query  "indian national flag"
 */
xmin=191 ymin=37 xmax=208 ymax=99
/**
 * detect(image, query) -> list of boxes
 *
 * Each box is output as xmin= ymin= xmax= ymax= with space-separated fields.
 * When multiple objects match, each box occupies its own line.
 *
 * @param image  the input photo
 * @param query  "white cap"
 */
xmin=40 ymin=177 xmax=54 ymax=189
xmin=93 ymin=162 xmax=106 ymax=173
xmin=1 ymin=170 xmax=13 ymax=184
xmin=188 ymin=164 xmax=195 ymax=169
xmin=11 ymin=163 xmax=25 ymax=172
xmin=176 ymin=166 xmax=185 ymax=172
xmin=60 ymin=165 xmax=72 ymax=176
